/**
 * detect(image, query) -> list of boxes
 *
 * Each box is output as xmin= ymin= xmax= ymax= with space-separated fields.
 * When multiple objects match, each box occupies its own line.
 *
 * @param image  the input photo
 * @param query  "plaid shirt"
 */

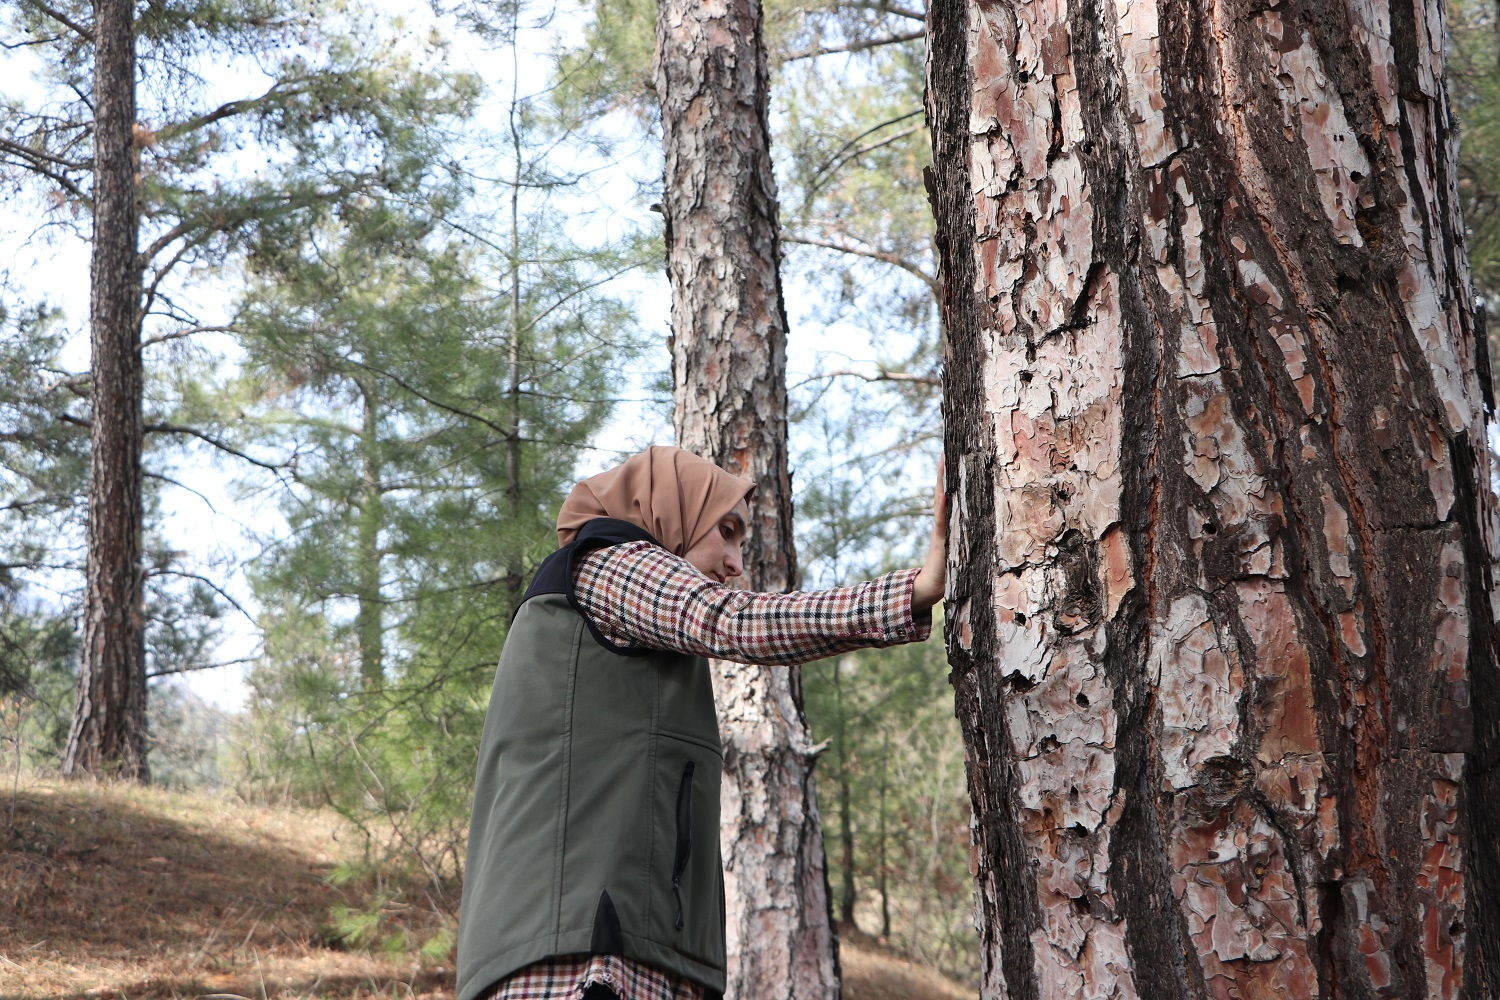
xmin=482 ymin=954 xmax=700 ymax=1000
xmin=481 ymin=542 xmax=931 ymax=1000
xmin=574 ymin=540 xmax=930 ymax=664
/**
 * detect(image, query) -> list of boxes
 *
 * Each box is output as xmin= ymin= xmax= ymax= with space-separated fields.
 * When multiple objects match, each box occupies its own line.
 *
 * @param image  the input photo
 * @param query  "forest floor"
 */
xmin=0 ymin=777 xmax=971 ymax=1000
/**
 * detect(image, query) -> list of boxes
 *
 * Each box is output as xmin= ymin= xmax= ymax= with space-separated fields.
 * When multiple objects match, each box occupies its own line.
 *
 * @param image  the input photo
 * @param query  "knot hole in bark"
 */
xmin=1051 ymin=528 xmax=1101 ymax=635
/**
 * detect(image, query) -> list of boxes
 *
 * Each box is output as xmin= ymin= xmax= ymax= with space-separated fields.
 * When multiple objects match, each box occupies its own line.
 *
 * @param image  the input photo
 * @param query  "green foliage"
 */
xmin=0 ymin=303 xmax=89 ymax=578
xmin=802 ymin=624 xmax=977 ymax=983
xmin=0 ymin=602 xmax=78 ymax=767
xmin=147 ymin=684 xmax=232 ymax=790
xmin=1 ymin=0 xmax=484 ymax=789
xmin=226 ymin=7 xmax=653 ymax=963
xmin=1449 ymin=0 xmax=1500 ymax=371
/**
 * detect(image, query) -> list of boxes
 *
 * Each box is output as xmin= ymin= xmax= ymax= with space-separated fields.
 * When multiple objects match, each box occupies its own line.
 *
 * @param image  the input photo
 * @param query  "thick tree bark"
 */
xmin=656 ymin=0 xmax=840 ymax=995
xmin=64 ymin=0 xmax=147 ymax=780
xmin=927 ymin=0 xmax=1500 ymax=993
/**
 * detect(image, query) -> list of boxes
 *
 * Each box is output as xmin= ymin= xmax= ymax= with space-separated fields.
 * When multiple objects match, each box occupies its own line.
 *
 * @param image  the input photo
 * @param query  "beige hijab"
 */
xmin=556 ymin=445 xmax=755 ymax=556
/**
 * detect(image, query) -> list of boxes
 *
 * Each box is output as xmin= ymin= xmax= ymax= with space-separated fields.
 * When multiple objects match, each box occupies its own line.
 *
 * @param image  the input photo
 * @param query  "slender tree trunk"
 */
xmin=656 ymin=0 xmax=840 ymax=994
xmin=505 ymin=65 xmax=525 ymax=618
xmin=927 ymin=0 xmax=1500 ymax=992
xmin=877 ymin=728 xmax=890 ymax=940
xmin=836 ymin=660 xmax=857 ymax=927
xmin=64 ymin=0 xmax=146 ymax=781
xmin=356 ymin=381 xmax=384 ymax=688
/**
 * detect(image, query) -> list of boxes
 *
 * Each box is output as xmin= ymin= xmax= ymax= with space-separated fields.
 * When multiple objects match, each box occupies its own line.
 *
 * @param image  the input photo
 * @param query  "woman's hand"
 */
xmin=911 ymin=458 xmax=947 ymax=611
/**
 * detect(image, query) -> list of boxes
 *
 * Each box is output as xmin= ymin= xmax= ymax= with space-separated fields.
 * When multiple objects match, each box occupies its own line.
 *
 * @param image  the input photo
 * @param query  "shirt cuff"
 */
xmin=887 ymin=567 xmax=933 ymax=644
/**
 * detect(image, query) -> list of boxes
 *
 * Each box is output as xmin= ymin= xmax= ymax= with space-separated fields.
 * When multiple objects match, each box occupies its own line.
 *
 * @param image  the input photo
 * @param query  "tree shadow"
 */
xmin=0 ymin=782 xmax=453 ymax=999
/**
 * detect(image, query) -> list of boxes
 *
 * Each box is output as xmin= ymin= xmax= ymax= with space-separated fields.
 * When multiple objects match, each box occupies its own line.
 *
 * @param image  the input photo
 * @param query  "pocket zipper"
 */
xmin=671 ymin=760 xmax=695 ymax=931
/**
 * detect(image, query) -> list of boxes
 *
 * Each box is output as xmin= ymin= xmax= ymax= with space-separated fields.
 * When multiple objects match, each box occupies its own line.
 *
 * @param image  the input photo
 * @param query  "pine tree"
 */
xmin=927 ymin=0 xmax=1500 ymax=991
xmin=0 ymin=0 xmax=475 ymax=777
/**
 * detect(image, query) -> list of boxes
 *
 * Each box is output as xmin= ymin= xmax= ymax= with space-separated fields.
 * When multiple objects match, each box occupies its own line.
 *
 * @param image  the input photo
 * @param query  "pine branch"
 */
xmin=0 ymin=134 xmax=89 ymax=171
xmin=152 ymin=76 xmax=319 ymax=145
xmin=18 ymin=0 xmax=93 ymax=41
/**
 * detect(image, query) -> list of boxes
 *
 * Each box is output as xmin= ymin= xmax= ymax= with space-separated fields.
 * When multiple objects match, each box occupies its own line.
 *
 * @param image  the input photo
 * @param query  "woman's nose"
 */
xmin=725 ymin=547 xmax=744 ymax=578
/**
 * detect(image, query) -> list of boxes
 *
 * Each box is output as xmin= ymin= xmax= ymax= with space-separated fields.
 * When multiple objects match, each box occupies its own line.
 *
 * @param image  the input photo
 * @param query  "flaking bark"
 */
xmin=64 ymin=0 xmax=147 ymax=780
xmin=927 ymin=0 xmax=1500 ymax=994
xmin=656 ymin=0 xmax=840 ymax=994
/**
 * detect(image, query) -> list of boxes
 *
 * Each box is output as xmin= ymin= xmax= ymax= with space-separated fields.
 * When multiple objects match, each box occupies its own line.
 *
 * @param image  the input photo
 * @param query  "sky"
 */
xmin=0 ymin=0 xmax=927 ymax=711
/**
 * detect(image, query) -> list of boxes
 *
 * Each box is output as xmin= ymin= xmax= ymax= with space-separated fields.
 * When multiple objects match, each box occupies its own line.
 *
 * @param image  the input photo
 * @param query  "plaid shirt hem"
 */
xmin=574 ymin=541 xmax=931 ymax=665
xmin=479 ymin=954 xmax=702 ymax=1000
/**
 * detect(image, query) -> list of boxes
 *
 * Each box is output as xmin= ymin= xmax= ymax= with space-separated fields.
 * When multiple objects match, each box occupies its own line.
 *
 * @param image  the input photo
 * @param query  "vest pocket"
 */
xmin=652 ymin=734 xmax=723 ymax=967
xmin=671 ymin=761 xmax=695 ymax=930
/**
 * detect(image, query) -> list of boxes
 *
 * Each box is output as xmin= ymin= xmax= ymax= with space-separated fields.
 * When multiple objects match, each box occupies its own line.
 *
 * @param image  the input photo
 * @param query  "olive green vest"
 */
xmin=457 ymin=520 xmax=726 ymax=1000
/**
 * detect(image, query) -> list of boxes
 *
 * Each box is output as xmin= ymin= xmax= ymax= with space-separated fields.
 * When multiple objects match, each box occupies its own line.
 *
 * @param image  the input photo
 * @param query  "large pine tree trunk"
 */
xmin=926 ymin=0 xmax=1500 ymax=992
xmin=656 ymin=0 xmax=840 ymax=994
xmin=64 ymin=0 xmax=147 ymax=780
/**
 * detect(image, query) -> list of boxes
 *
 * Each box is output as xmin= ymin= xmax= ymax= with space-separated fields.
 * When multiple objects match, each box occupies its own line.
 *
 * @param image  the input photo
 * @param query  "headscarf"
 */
xmin=556 ymin=445 xmax=756 ymax=556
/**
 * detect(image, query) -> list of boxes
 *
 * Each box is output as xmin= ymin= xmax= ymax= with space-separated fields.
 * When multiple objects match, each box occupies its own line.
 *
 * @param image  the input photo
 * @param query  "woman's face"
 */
xmin=682 ymin=498 xmax=750 ymax=583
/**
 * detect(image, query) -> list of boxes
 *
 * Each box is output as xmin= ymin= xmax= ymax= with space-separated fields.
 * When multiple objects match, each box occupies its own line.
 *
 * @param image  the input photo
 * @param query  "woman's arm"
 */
xmin=911 ymin=458 xmax=947 ymax=610
xmin=573 ymin=543 xmax=930 ymax=666
xmin=573 ymin=463 xmax=948 ymax=666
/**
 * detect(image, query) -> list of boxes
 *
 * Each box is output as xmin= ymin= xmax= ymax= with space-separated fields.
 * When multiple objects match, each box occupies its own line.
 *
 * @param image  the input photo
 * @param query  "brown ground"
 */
xmin=0 ymin=777 xmax=969 ymax=1000
xmin=837 ymin=927 xmax=971 ymax=1000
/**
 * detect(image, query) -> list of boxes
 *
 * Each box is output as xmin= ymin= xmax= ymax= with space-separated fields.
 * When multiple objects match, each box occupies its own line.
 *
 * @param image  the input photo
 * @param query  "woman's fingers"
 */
xmin=933 ymin=457 xmax=947 ymax=536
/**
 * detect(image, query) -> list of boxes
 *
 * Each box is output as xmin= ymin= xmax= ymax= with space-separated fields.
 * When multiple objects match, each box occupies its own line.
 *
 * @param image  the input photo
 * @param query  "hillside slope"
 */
xmin=0 ymin=779 xmax=971 ymax=999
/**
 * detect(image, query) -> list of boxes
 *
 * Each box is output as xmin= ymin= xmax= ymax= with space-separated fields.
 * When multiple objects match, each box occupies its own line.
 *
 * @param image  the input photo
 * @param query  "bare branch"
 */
xmin=846 ymin=0 xmax=926 ymax=20
xmin=144 ymin=422 xmax=288 ymax=472
xmin=333 ymin=355 xmax=516 ymax=438
xmin=148 ymin=569 xmax=258 ymax=626
xmin=792 ymin=368 xmax=940 ymax=389
xmin=805 ymin=109 xmax=923 ymax=194
xmin=140 ymin=231 xmax=211 ymax=317
xmin=808 ymin=124 xmax=922 ymax=194
xmin=64 ymin=413 xmax=286 ymax=472
xmin=41 ymin=371 xmax=91 ymax=396
xmin=140 ymin=217 xmax=197 ymax=264
xmin=0 ymin=32 xmax=64 ymax=49
xmin=781 ymin=233 xmax=937 ymax=292
xmin=782 ymin=29 xmax=924 ymax=62
xmin=147 ymin=655 xmax=255 ymax=679
xmin=141 ymin=324 xmax=236 ymax=349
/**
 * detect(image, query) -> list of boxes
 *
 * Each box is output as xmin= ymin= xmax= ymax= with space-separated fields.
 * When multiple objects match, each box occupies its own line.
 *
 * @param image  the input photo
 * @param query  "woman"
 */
xmin=457 ymin=445 xmax=946 ymax=1000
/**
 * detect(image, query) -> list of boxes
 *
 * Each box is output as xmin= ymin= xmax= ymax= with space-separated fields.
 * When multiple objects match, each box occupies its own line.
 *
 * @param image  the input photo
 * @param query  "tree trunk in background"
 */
xmin=656 ymin=0 xmax=840 ymax=994
xmin=927 ymin=0 xmax=1500 ymax=991
xmin=836 ymin=660 xmax=857 ymax=927
xmin=64 ymin=0 xmax=146 ymax=781
xmin=356 ymin=381 xmax=384 ymax=688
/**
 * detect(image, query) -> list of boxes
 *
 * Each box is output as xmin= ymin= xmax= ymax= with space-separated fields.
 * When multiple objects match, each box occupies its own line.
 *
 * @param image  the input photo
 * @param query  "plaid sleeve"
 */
xmin=572 ymin=540 xmax=932 ymax=665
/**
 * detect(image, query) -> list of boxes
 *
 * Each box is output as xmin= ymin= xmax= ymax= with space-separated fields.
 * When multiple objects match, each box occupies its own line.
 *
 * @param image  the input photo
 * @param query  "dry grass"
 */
xmin=0 ymin=776 xmax=450 ymax=1000
xmin=838 ymin=927 xmax=972 ymax=1000
xmin=0 ymin=776 xmax=972 ymax=1000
